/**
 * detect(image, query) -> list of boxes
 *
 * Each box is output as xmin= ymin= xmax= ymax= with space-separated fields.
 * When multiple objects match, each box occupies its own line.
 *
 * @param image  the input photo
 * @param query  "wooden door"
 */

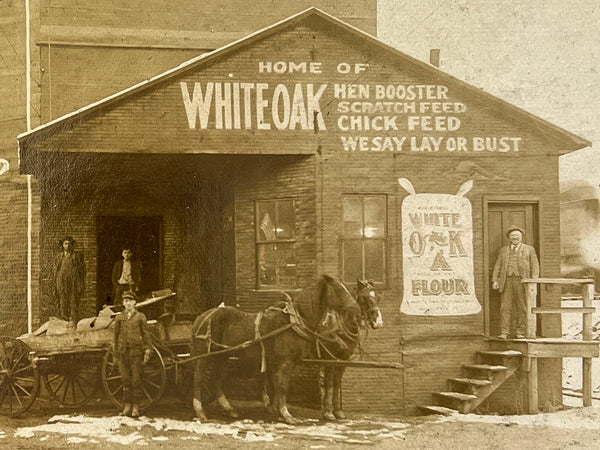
xmin=486 ymin=203 xmax=539 ymax=336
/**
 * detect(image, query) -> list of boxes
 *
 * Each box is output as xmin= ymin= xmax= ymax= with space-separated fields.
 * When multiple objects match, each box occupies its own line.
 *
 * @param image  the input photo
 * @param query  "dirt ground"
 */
xmin=1 ymin=394 xmax=600 ymax=449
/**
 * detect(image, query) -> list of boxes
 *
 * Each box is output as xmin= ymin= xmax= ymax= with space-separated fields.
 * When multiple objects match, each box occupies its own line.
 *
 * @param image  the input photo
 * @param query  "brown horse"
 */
xmin=190 ymin=275 xmax=365 ymax=424
xmin=317 ymin=279 xmax=383 ymax=420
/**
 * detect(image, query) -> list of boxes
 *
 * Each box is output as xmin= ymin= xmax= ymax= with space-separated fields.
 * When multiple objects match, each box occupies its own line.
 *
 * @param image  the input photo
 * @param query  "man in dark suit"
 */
xmin=112 ymin=248 xmax=142 ymax=308
xmin=492 ymin=226 xmax=540 ymax=339
xmin=53 ymin=236 xmax=86 ymax=326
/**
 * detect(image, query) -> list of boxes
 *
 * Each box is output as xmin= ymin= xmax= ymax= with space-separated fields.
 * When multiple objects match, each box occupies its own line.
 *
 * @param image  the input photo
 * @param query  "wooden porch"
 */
xmin=420 ymin=278 xmax=599 ymax=415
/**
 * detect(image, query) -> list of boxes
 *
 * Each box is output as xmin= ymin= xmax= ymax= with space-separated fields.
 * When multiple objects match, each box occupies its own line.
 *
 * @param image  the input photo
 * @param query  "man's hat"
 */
xmin=60 ymin=236 xmax=75 ymax=245
xmin=122 ymin=291 xmax=138 ymax=302
xmin=506 ymin=225 xmax=524 ymax=237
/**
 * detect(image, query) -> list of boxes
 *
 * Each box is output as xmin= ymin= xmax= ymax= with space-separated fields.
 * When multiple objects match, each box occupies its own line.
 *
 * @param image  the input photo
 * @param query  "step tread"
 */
xmin=450 ymin=378 xmax=493 ymax=386
xmin=464 ymin=364 xmax=508 ymax=371
xmin=436 ymin=391 xmax=478 ymax=400
xmin=478 ymin=350 xmax=523 ymax=356
xmin=418 ymin=405 xmax=459 ymax=416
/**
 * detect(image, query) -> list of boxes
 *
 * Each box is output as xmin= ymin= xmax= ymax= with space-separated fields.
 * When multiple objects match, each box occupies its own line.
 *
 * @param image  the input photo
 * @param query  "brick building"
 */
xmin=3 ymin=3 xmax=592 ymax=415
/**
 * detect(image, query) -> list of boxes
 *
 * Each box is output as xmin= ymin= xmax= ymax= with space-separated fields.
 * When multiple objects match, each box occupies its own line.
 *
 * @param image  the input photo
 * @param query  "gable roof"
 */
xmin=18 ymin=7 xmax=591 ymax=155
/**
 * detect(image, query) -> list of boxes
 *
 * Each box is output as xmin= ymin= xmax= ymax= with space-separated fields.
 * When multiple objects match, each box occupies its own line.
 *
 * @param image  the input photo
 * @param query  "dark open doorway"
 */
xmin=96 ymin=216 xmax=162 ymax=317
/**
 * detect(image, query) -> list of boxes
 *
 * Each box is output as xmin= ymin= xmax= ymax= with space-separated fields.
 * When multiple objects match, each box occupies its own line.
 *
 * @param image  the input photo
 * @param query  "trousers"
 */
xmin=118 ymin=348 xmax=144 ymax=404
xmin=500 ymin=275 xmax=527 ymax=335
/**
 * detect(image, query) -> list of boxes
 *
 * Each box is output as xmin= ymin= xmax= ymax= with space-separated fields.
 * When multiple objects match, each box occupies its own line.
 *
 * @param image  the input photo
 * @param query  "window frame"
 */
xmin=255 ymin=197 xmax=297 ymax=289
xmin=341 ymin=194 xmax=388 ymax=287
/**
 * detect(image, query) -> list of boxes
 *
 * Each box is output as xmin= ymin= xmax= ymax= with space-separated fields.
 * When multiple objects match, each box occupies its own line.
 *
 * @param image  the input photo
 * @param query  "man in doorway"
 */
xmin=112 ymin=248 xmax=141 ymax=308
xmin=492 ymin=226 xmax=540 ymax=339
xmin=53 ymin=236 xmax=86 ymax=327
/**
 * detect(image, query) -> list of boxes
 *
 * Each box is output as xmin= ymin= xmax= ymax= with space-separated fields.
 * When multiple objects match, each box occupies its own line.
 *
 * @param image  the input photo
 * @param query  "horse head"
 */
xmin=319 ymin=275 xmax=359 ymax=314
xmin=356 ymin=279 xmax=383 ymax=329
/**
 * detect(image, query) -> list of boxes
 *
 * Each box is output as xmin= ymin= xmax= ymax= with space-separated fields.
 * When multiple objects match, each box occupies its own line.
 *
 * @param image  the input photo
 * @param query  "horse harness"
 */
xmin=191 ymin=297 xmax=365 ymax=370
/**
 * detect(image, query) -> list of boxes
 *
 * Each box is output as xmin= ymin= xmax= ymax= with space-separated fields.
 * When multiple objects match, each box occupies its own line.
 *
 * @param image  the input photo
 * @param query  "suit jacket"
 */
xmin=492 ymin=243 xmax=540 ymax=293
xmin=111 ymin=259 xmax=142 ymax=289
xmin=114 ymin=310 xmax=152 ymax=355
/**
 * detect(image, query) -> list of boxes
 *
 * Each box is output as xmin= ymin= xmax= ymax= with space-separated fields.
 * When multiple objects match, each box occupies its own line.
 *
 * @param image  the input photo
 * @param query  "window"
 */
xmin=256 ymin=198 xmax=297 ymax=288
xmin=342 ymin=195 xmax=387 ymax=285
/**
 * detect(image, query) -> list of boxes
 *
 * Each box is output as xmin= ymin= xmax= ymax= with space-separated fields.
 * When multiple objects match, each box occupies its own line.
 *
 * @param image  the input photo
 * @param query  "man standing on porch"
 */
xmin=492 ymin=226 xmax=540 ymax=339
xmin=112 ymin=248 xmax=141 ymax=308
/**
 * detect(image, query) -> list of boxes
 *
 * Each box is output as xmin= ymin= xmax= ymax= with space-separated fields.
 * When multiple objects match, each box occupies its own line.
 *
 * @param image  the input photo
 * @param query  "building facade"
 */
xmin=4 ymin=3 xmax=592 ymax=415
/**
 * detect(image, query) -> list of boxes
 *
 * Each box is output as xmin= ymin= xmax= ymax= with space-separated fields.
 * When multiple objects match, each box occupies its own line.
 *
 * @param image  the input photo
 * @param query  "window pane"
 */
xmin=257 ymin=243 xmax=278 ymax=286
xmin=343 ymin=197 xmax=363 ymax=237
xmin=364 ymin=196 xmax=386 ymax=238
xmin=365 ymin=240 xmax=385 ymax=283
xmin=257 ymin=201 xmax=276 ymax=241
xmin=343 ymin=240 xmax=362 ymax=282
xmin=276 ymin=200 xmax=295 ymax=240
xmin=277 ymin=243 xmax=297 ymax=287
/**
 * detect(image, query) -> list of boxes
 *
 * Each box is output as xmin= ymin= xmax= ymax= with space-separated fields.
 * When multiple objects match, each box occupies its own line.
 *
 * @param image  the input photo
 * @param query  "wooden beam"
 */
xmin=583 ymin=358 xmax=593 ymax=407
xmin=532 ymin=307 xmax=595 ymax=314
xmin=527 ymin=357 xmax=538 ymax=414
xmin=524 ymin=282 xmax=537 ymax=339
xmin=582 ymin=283 xmax=594 ymax=341
xmin=521 ymin=278 xmax=594 ymax=284
xmin=301 ymin=359 xmax=404 ymax=369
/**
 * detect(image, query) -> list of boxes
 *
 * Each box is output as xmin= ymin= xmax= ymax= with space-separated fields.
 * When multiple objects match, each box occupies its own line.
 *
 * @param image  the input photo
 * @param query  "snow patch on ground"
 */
xmin=438 ymin=406 xmax=600 ymax=430
xmin=14 ymin=414 xmax=407 ymax=445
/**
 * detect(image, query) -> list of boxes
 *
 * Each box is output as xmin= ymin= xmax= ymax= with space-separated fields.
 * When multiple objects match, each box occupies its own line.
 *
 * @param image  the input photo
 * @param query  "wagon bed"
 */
xmin=0 ymin=290 xmax=187 ymax=417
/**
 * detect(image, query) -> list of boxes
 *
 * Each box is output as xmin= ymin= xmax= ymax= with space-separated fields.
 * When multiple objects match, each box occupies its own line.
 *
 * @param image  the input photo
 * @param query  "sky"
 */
xmin=377 ymin=0 xmax=600 ymax=186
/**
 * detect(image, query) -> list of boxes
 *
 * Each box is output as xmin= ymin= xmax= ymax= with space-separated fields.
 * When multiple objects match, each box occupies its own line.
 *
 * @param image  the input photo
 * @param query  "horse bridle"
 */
xmin=356 ymin=287 xmax=379 ymax=323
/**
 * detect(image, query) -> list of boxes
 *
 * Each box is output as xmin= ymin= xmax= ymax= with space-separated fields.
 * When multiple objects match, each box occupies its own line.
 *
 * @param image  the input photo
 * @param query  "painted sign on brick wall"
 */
xmin=179 ymin=60 xmax=522 ymax=153
xmin=399 ymin=178 xmax=481 ymax=315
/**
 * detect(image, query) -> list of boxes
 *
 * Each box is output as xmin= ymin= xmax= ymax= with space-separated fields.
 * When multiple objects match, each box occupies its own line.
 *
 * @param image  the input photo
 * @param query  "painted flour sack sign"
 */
xmin=399 ymin=178 xmax=481 ymax=315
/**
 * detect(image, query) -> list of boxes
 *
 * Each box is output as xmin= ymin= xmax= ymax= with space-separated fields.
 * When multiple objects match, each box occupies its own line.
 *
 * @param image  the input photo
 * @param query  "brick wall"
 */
xmin=0 ymin=0 xmax=41 ymax=337
xmin=10 ymin=11 xmax=573 ymax=415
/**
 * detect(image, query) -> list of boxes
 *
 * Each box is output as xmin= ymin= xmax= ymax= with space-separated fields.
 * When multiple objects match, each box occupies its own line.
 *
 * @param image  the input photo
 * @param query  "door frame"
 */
xmin=95 ymin=214 xmax=164 ymax=311
xmin=482 ymin=196 xmax=542 ymax=336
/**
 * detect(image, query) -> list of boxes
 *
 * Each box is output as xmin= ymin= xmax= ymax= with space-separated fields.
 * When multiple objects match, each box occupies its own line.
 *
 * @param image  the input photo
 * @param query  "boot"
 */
xmin=120 ymin=403 xmax=132 ymax=416
xmin=131 ymin=404 xmax=140 ymax=418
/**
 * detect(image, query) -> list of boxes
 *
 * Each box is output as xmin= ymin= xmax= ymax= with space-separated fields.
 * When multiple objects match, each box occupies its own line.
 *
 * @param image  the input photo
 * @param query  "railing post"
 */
xmin=582 ymin=282 xmax=594 ymax=407
xmin=582 ymin=282 xmax=594 ymax=341
xmin=525 ymin=282 xmax=538 ymax=339
xmin=527 ymin=356 xmax=539 ymax=413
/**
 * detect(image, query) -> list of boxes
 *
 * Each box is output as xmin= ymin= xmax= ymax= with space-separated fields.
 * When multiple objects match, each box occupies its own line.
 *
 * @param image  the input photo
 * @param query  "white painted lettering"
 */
xmin=306 ymin=84 xmax=328 ymax=130
xmin=289 ymin=83 xmax=308 ymax=130
xmin=256 ymin=83 xmax=270 ymax=130
xmin=271 ymin=84 xmax=290 ymax=130
xmin=180 ymin=81 xmax=213 ymax=129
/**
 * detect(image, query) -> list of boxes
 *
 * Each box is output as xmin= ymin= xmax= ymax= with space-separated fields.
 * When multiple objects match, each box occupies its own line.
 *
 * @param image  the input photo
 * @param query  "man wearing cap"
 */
xmin=492 ymin=226 xmax=540 ymax=339
xmin=53 ymin=236 xmax=86 ymax=326
xmin=113 ymin=291 xmax=152 ymax=417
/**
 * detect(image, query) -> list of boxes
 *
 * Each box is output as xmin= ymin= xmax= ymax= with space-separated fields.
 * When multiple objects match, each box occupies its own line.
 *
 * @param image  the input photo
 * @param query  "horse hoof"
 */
xmin=322 ymin=411 xmax=336 ymax=421
xmin=333 ymin=411 xmax=346 ymax=420
xmin=283 ymin=416 xmax=300 ymax=425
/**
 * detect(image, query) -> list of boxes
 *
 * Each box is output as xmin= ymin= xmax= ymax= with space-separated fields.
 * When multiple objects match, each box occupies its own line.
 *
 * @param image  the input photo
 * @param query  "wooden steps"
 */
xmin=418 ymin=405 xmax=458 ymax=416
xmin=419 ymin=349 xmax=523 ymax=415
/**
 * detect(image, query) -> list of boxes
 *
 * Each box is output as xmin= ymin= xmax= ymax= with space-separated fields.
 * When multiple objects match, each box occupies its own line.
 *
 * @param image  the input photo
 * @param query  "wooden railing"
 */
xmin=522 ymin=277 xmax=596 ymax=407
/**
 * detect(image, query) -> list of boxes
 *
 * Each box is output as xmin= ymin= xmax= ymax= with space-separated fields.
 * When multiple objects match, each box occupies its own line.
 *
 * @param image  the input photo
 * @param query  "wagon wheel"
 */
xmin=42 ymin=353 xmax=101 ymax=408
xmin=0 ymin=337 xmax=40 ymax=417
xmin=102 ymin=345 xmax=166 ymax=412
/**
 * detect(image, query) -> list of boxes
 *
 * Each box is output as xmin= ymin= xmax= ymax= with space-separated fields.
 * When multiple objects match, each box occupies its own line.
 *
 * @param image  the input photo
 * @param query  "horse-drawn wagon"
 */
xmin=1 ymin=277 xmax=386 ymax=422
xmin=0 ymin=289 xmax=184 ymax=417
